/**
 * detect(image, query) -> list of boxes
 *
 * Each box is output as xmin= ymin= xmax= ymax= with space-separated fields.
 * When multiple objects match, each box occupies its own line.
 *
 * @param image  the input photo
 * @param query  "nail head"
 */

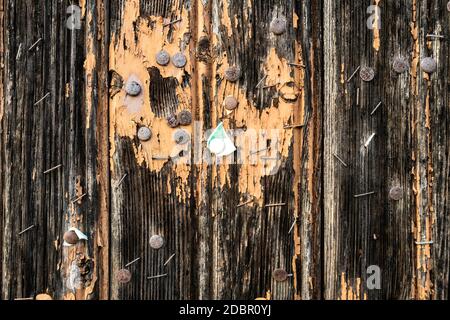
xmin=125 ymin=80 xmax=141 ymax=96
xmin=270 ymin=17 xmax=287 ymax=35
xmin=116 ymin=269 xmax=132 ymax=284
xmin=389 ymin=186 xmax=403 ymax=201
xmin=223 ymin=96 xmax=239 ymax=110
xmin=224 ymin=66 xmax=241 ymax=82
xmin=173 ymin=129 xmax=190 ymax=145
xmin=360 ymin=66 xmax=375 ymax=82
xmin=156 ymin=50 xmax=170 ymax=66
xmin=166 ymin=113 xmax=180 ymax=128
xmin=272 ymin=269 xmax=289 ymax=282
xmin=172 ymin=52 xmax=187 ymax=68
xmin=137 ymin=127 xmax=152 ymax=141
xmin=392 ymin=56 xmax=409 ymax=74
xmin=420 ymin=57 xmax=437 ymax=74
xmin=177 ymin=110 xmax=192 ymax=126
xmin=63 ymin=230 xmax=79 ymax=245
xmin=447 ymin=1 xmax=450 ymax=12
xmin=150 ymin=235 xmax=165 ymax=249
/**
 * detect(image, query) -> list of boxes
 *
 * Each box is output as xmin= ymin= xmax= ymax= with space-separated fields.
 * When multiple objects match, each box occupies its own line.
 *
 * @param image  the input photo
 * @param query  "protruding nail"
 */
xmin=353 ymin=191 xmax=376 ymax=198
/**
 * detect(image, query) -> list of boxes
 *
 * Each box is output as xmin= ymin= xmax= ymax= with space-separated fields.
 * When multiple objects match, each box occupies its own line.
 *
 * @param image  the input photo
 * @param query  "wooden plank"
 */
xmin=109 ymin=0 xmax=195 ymax=300
xmin=203 ymin=0 xmax=301 ymax=300
xmin=0 ymin=0 xmax=109 ymax=300
xmin=324 ymin=0 xmax=415 ymax=299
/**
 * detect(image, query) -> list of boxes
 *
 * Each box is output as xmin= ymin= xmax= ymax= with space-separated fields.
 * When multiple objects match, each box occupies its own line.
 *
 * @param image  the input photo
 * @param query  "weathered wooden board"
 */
xmin=0 ymin=0 xmax=109 ymax=300
xmin=1 ymin=0 xmax=449 ymax=300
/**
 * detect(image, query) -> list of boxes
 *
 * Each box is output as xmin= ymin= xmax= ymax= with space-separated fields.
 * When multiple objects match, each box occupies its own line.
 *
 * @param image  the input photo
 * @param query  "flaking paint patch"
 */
xmin=372 ymin=0 xmax=381 ymax=52
xmin=211 ymin=48 xmax=297 ymax=204
xmin=109 ymin=0 xmax=192 ymax=201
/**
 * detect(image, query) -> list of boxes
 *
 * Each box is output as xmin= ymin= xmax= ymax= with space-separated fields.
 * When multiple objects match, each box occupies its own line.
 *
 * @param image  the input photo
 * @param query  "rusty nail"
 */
xmin=392 ymin=56 xmax=409 ymax=74
xmin=426 ymin=34 xmax=445 ymax=39
xmin=63 ymin=230 xmax=79 ymax=245
xmin=237 ymin=198 xmax=254 ymax=208
xmin=255 ymin=74 xmax=267 ymax=89
xmin=156 ymin=50 xmax=170 ymax=66
xmin=283 ymin=123 xmax=304 ymax=129
xmin=263 ymin=83 xmax=279 ymax=89
xmin=249 ymin=147 xmax=270 ymax=155
xmin=364 ymin=133 xmax=376 ymax=148
xmin=16 ymin=43 xmax=22 ymax=60
xmin=116 ymin=269 xmax=132 ymax=283
xmin=272 ymin=269 xmax=291 ymax=282
xmin=173 ymin=129 xmax=190 ymax=145
xmin=147 ymin=273 xmax=168 ymax=280
xmin=353 ymin=191 xmax=376 ymax=198
xmin=333 ymin=153 xmax=348 ymax=167
xmin=164 ymin=253 xmax=176 ymax=266
xmin=166 ymin=113 xmax=180 ymax=128
xmin=265 ymin=203 xmax=286 ymax=208
xmin=370 ymin=101 xmax=382 ymax=115
xmin=346 ymin=66 xmax=360 ymax=82
xmin=360 ymin=66 xmax=375 ymax=82
xmin=224 ymin=66 xmax=241 ymax=82
xmin=150 ymin=235 xmax=165 ymax=249
xmin=177 ymin=110 xmax=192 ymax=126
xmin=18 ymin=224 xmax=36 ymax=236
xmin=356 ymin=88 xmax=360 ymax=106
xmin=270 ymin=17 xmax=287 ymax=35
xmin=152 ymin=155 xmax=169 ymax=160
xmin=71 ymin=193 xmax=87 ymax=203
xmin=420 ymin=57 xmax=437 ymax=74
xmin=28 ymin=38 xmax=42 ymax=51
xmin=124 ymin=257 xmax=141 ymax=268
xmin=389 ymin=186 xmax=403 ymax=201
xmin=163 ymin=18 xmax=182 ymax=27
xmin=288 ymin=62 xmax=306 ymax=68
xmin=137 ymin=126 xmax=152 ymax=141
xmin=223 ymin=96 xmax=239 ymax=110
xmin=172 ymin=52 xmax=187 ymax=68
xmin=34 ymin=92 xmax=51 ymax=106
xmin=125 ymin=80 xmax=141 ymax=96
xmin=288 ymin=217 xmax=297 ymax=234
xmin=116 ymin=173 xmax=127 ymax=189
xmin=43 ymin=164 xmax=62 ymax=174
xmin=415 ymin=240 xmax=433 ymax=245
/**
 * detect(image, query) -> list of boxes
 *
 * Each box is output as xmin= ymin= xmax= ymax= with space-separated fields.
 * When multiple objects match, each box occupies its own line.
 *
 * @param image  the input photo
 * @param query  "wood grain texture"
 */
xmin=1 ymin=0 xmax=449 ymax=300
xmin=0 ymin=0 xmax=109 ymax=300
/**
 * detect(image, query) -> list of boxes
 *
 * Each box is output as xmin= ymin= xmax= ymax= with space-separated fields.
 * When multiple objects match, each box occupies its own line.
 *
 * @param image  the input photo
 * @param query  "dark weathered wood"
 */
xmin=0 ymin=0 xmax=109 ymax=300
xmin=1 ymin=0 xmax=449 ymax=300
